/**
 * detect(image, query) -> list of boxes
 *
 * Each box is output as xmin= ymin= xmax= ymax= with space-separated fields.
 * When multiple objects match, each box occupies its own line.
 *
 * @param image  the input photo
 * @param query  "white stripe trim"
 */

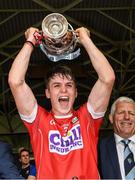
xmin=54 ymin=114 xmax=73 ymax=119
xmin=19 ymin=103 xmax=38 ymax=123
xmin=87 ymin=102 xmax=105 ymax=119
xmin=37 ymin=128 xmax=43 ymax=179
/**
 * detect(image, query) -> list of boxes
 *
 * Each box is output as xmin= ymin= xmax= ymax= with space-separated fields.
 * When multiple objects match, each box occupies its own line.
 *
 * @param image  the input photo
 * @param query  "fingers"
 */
xmin=25 ymin=27 xmax=39 ymax=42
xmin=85 ymin=28 xmax=90 ymax=37
xmin=75 ymin=27 xmax=90 ymax=45
xmin=75 ymin=27 xmax=90 ymax=37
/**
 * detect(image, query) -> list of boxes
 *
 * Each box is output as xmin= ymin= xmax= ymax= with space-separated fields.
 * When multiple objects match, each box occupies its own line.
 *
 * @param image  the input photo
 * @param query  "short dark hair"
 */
xmin=19 ymin=148 xmax=30 ymax=158
xmin=45 ymin=65 xmax=76 ymax=88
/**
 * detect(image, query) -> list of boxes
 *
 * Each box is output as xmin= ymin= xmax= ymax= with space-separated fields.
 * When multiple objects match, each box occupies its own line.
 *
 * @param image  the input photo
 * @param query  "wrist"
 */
xmin=26 ymin=37 xmax=36 ymax=45
xmin=25 ymin=40 xmax=35 ymax=49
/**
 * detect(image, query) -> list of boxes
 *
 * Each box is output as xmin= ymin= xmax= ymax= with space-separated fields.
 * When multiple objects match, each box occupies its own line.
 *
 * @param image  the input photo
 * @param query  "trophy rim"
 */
xmin=42 ymin=13 xmax=68 ymax=39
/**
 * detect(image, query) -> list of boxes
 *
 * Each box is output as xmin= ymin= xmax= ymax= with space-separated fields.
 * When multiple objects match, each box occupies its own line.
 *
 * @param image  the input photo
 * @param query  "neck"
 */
xmin=22 ymin=163 xmax=30 ymax=169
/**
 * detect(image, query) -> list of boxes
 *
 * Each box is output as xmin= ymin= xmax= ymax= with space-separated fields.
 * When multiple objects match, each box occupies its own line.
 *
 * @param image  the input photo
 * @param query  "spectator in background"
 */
xmin=19 ymin=148 xmax=36 ymax=179
xmin=98 ymin=96 xmax=135 ymax=179
xmin=0 ymin=141 xmax=23 ymax=179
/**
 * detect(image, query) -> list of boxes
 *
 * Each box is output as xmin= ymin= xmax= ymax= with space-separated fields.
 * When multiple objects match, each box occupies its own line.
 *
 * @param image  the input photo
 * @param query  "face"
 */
xmin=109 ymin=101 xmax=135 ymax=138
xmin=45 ymin=74 xmax=77 ymax=116
xmin=20 ymin=151 xmax=30 ymax=166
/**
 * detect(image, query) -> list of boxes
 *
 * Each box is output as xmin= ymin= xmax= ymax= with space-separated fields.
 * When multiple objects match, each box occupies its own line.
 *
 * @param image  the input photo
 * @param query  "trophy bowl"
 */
xmin=42 ymin=13 xmax=68 ymax=39
xmin=35 ymin=13 xmax=80 ymax=61
xmin=41 ymin=13 xmax=77 ymax=55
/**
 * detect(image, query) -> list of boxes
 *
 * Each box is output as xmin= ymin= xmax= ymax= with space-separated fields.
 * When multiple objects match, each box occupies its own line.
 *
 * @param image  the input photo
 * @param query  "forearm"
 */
xmin=9 ymin=42 xmax=33 ymax=86
xmin=76 ymin=27 xmax=115 ymax=112
xmin=8 ymin=27 xmax=38 ymax=116
xmin=83 ymin=37 xmax=115 ymax=83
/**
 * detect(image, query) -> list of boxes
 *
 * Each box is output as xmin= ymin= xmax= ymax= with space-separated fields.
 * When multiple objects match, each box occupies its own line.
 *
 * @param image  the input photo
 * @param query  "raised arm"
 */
xmin=8 ymin=27 xmax=38 ymax=116
xmin=76 ymin=27 xmax=115 ymax=113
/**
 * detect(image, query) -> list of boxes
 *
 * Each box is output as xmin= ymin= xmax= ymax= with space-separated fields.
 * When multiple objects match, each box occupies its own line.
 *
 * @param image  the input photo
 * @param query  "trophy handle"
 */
xmin=33 ymin=31 xmax=44 ymax=45
xmin=33 ymin=24 xmax=78 ymax=46
xmin=67 ymin=23 xmax=79 ymax=49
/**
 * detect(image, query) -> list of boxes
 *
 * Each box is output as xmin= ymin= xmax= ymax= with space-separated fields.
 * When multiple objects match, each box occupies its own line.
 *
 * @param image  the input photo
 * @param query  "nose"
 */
xmin=61 ymin=85 xmax=67 ymax=93
xmin=124 ymin=111 xmax=130 ymax=120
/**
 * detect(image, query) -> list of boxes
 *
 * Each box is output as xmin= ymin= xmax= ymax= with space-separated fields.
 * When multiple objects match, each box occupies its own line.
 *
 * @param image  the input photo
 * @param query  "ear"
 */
xmin=109 ymin=114 xmax=113 ymax=124
xmin=45 ymin=88 xmax=50 ymax=99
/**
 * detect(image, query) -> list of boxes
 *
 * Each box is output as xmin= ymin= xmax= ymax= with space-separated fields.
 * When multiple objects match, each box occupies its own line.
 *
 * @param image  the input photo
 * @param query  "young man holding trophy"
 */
xmin=8 ymin=13 xmax=115 ymax=179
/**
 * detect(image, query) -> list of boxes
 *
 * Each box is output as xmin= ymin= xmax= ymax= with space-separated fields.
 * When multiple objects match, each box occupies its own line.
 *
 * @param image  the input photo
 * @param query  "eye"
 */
xmin=129 ymin=112 xmax=135 ymax=116
xmin=53 ymin=83 xmax=60 ymax=88
xmin=54 ymin=84 xmax=59 ymax=87
xmin=67 ymin=84 xmax=72 ymax=87
xmin=66 ymin=82 xmax=74 ymax=88
xmin=117 ymin=111 xmax=124 ymax=115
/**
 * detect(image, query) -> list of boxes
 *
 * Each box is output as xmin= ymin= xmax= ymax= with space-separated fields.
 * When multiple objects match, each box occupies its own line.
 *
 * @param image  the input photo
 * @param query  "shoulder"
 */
xmin=77 ymin=103 xmax=105 ymax=120
xmin=21 ymin=104 xmax=49 ymax=123
xmin=30 ymin=164 xmax=36 ymax=170
xmin=99 ymin=133 xmax=114 ymax=146
xmin=30 ymin=164 xmax=36 ymax=176
xmin=76 ymin=103 xmax=88 ymax=115
xmin=0 ymin=141 xmax=10 ymax=151
xmin=0 ymin=141 xmax=9 ymax=146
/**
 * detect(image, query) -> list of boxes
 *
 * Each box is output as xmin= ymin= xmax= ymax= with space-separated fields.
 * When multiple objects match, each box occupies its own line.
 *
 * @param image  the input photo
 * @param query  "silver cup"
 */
xmin=42 ymin=13 xmax=68 ymax=39
xmin=36 ymin=13 xmax=80 ymax=62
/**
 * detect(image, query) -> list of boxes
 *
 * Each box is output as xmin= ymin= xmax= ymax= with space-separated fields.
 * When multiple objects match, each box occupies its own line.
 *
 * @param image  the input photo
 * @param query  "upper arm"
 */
xmin=88 ymin=78 xmax=114 ymax=113
xmin=10 ymin=81 xmax=37 ymax=116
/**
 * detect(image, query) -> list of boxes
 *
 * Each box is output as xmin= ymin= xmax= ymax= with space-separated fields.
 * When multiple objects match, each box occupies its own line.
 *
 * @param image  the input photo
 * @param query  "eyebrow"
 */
xmin=117 ymin=110 xmax=135 ymax=113
xmin=51 ymin=81 xmax=74 ymax=85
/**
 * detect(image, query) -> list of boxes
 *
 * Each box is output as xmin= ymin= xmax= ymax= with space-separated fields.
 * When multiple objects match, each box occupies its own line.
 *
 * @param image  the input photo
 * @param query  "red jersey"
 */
xmin=23 ymin=103 xmax=102 ymax=179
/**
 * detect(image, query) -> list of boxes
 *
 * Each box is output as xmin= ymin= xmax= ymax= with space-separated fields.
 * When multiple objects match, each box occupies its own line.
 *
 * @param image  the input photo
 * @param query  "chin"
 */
xmin=58 ymin=108 xmax=72 ymax=115
xmin=52 ymin=105 xmax=72 ymax=115
xmin=60 ymin=110 xmax=71 ymax=115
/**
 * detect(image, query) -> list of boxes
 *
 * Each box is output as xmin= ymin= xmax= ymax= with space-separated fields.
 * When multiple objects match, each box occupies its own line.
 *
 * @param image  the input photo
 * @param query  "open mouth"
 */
xmin=58 ymin=96 xmax=69 ymax=102
xmin=58 ymin=96 xmax=69 ymax=107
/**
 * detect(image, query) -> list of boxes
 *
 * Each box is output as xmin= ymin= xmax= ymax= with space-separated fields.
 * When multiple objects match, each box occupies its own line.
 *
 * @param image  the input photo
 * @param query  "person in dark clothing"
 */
xmin=98 ymin=96 xmax=135 ymax=179
xmin=19 ymin=148 xmax=36 ymax=179
xmin=0 ymin=141 xmax=23 ymax=179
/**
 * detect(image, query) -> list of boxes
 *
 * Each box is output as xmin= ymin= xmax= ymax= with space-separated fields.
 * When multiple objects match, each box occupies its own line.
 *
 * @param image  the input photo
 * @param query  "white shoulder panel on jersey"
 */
xmin=19 ymin=102 xmax=38 ymax=123
xmin=87 ymin=102 xmax=105 ymax=119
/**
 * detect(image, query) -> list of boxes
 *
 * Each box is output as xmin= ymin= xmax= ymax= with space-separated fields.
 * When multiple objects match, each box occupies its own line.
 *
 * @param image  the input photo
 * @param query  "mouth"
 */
xmin=120 ymin=121 xmax=133 ymax=127
xmin=58 ymin=96 xmax=70 ymax=108
xmin=58 ymin=96 xmax=69 ymax=102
